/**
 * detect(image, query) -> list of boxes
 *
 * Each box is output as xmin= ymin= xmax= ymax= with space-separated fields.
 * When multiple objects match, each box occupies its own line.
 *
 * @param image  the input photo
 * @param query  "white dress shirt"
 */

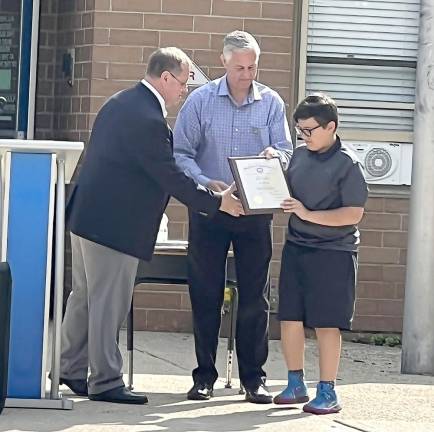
xmin=141 ymin=79 xmax=168 ymax=118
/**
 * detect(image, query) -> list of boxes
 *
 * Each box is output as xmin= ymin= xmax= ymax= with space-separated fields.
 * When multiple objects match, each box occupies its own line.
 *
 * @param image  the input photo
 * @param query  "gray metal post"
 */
xmin=51 ymin=159 xmax=65 ymax=398
xmin=401 ymin=1 xmax=434 ymax=375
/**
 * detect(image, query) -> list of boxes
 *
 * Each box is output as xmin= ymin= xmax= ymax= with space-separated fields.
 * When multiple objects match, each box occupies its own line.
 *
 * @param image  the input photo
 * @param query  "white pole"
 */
xmin=50 ymin=159 xmax=65 ymax=398
xmin=401 ymin=1 xmax=434 ymax=375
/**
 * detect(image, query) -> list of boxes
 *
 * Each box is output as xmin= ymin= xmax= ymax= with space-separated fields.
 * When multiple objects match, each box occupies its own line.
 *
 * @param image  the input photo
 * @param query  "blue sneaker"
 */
xmin=273 ymin=370 xmax=309 ymax=404
xmin=303 ymin=381 xmax=342 ymax=414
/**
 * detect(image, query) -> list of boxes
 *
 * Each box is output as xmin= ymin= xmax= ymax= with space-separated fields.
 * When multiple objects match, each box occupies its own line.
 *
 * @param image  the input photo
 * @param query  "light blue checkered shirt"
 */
xmin=173 ymin=75 xmax=293 ymax=187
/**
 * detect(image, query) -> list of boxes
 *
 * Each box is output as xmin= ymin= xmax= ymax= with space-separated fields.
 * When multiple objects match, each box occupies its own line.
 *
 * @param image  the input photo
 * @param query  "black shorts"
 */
xmin=278 ymin=242 xmax=357 ymax=330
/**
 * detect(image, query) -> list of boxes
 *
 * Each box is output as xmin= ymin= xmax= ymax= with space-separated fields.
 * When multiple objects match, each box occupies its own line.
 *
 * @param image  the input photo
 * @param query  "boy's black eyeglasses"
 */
xmin=295 ymin=124 xmax=322 ymax=137
xmin=169 ymin=71 xmax=189 ymax=89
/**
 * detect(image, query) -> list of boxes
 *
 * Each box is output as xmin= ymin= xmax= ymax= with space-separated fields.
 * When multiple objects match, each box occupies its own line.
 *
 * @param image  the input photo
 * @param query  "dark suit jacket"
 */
xmin=67 ymin=82 xmax=221 ymax=261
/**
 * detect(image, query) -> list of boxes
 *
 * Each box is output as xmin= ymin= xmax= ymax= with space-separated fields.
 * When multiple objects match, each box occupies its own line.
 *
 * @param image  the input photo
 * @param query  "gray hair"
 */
xmin=146 ymin=47 xmax=192 ymax=78
xmin=222 ymin=31 xmax=261 ymax=60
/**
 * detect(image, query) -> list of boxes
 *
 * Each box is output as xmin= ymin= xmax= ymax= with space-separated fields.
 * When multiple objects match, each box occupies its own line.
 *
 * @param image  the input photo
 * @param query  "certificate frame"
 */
xmin=228 ymin=156 xmax=290 ymax=215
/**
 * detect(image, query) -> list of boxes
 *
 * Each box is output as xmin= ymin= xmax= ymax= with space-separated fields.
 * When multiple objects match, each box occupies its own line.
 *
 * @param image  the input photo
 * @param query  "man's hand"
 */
xmin=259 ymin=146 xmax=279 ymax=159
xmin=207 ymin=179 xmax=230 ymax=192
xmin=280 ymin=197 xmax=310 ymax=220
xmin=219 ymin=183 xmax=245 ymax=217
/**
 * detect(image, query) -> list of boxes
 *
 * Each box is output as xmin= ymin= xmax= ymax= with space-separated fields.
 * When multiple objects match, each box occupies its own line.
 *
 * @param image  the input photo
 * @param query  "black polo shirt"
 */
xmin=286 ymin=136 xmax=368 ymax=252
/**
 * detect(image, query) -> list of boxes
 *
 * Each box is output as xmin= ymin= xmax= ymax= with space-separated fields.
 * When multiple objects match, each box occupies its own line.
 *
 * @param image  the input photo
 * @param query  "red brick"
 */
xmin=356 ymin=281 xmax=397 ymax=300
xmin=259 ymin=53 xmax=290 ymax=71
xmin=91 ymin=62 xmax=108 ymax=79
xmin=272 ymin=226 xmax=286 ymax=244
xmin=401 ymin=215 xmax=409 ymax=231
xmin=160 ymin=32 xmax=210 ymax=49
xmin=382 ymin=265 xmax=406 ymax=283
xmin=193 ymin=50 xmax=222 ymax=68
xmin=93 ymin=0 xmax=111 ymax=11
xmin=108 ymin=63 xmax=145 ymax=80
xmin=136 ymin=283 xmax=188 ymax=293
xmin=245 ymin=19 xmax=292 ymax=37
xmin=145 ymin=309 xmax=193 ymax=332
xmin=360 ymin=230 xmax=382 ymax=247
xmin=89 ymin=96 xmax=106 ymax=113
xmin=258 ymin=70 xmax=291 ymax=87
xmin=262 ymin=2 xmax=293 ymax=20
xmin=163 ymin=0 xmax=211 ymax=15
xmin=272 ymin=212 xmax=290 ymax=227
xmin=211 ymin=33 xmax=226 ymax=50
xmin=399 ymin=249 xmax=407 ymax=265
xmin=168 ymin=222 xmax=187 ymax=240
xmin=194 ymin=16 xmax=243 ymax=34
xmin=91 ymin=79 xmax=131 ymax=97
xmin=359 ymin=213 xmax=401 ymax=230
xmin=383 ymin=231 xmax=408 ymax=248
xmin=143 ymin=14 xmax=193 ymax=31
xmin=271 ymin=242 xmax=284 ymax=260
xmin=110 ymin=29 xmax=159 ymax=46
xmin=112 ymin=0 xmax=161 ymax=13
xmin=212 ymin=0 xmax=261 ymax=18
xmin=385 ymin=198 xmax=410 ymax=213
xmin=93 ymin=12 xmax=143 ymax=29
xmin=270 ymin=260 xmax=281 ymax=278
xmin=92 ymin=28 xmax=110 ymax=44
xmin=93 ymin=45 xmax=143 ymax=62
xmin=356 ymin=299 xmax=403 ymax=317
xmin=365 ymin=197 xmax=385 ymax=212
xmin=165 ymin=205 xmax=188 ymax=223
xmin=395 ymin=283 xmax=405 ymax=299
xmin=352 ymin=315 xmax=402 ymax=332
xmin=359 ymin=246 xmax=400 ymax=264
xmin=134 ymin=291 xmax=182 ymax=309
xmin=180 ymin=293 xmax=192 ymax=310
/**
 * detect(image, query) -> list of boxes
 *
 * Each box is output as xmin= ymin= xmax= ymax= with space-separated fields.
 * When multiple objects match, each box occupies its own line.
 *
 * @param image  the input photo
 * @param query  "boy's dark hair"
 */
xmin=293 ymin=93 xmax=338 ymax=131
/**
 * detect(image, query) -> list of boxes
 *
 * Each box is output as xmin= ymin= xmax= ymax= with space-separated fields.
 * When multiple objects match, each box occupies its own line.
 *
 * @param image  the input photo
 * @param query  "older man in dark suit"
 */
xmin=57 ymin=47 xmax=243 ymax=404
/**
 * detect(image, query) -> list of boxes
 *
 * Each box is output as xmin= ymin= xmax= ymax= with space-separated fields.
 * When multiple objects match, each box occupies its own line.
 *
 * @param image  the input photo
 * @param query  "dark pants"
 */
xmin=188 ymin=211 xmax=272 ymax=389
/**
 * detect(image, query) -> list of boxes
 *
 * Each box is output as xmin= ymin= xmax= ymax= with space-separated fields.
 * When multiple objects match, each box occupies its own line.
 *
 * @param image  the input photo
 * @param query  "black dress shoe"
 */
xmin=89 ymin=386 xmax=148 ymax=404
xmin=59 ymin=377 xmax=88 ymax=397
xmin=187 ymin=383 xmax=213 ymax=400
xmin=245 ymin=382 xmax=272 ymax=404
xmin=49 ymin=373 xmax=88 ymax=397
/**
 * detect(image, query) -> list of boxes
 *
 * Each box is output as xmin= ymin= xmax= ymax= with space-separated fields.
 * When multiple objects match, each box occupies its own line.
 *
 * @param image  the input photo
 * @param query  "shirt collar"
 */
xmin=141 ymin=79 xmax=168 ymax=118
xmin=217 ymin=75 xmax=262 ymax=105
xmin=308 ymin=135 xmax=342 ymax=161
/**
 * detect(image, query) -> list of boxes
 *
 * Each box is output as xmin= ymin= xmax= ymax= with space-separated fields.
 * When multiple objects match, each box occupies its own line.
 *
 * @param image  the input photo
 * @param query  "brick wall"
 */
xmin=34 ymin=0 xmax=57 ymax=139
xmin=33 ymin=0 xmax=409 ymax=334
xmin=140 ymin=195 xmax=409 ymax=336
xmin=51 ymin=0 xmax=95 ymax=144
xmin=356 ymin=196 xmax=409 ymax=332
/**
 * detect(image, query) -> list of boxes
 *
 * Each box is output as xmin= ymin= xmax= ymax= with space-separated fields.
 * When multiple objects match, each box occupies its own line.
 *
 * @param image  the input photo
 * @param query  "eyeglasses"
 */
xmin=295 ymin=124 xmax=322 ymax=137
xmin=168 ymin=71 xmax=189 ymax=89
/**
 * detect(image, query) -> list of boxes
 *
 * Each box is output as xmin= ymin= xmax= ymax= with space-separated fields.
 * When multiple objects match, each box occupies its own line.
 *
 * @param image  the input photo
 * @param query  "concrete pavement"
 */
xmin=1 ymin=330 xmax=433 ymax=432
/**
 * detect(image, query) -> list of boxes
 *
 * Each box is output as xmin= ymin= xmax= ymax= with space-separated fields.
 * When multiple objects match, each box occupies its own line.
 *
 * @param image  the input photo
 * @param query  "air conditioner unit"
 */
xmin=345 ymin=141 xmax=413 ymax=185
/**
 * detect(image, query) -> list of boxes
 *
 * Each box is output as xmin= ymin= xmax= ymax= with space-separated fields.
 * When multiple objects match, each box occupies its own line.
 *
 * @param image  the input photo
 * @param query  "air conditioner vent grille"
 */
xmin=365 ymin=147 xmax=393 ymax=178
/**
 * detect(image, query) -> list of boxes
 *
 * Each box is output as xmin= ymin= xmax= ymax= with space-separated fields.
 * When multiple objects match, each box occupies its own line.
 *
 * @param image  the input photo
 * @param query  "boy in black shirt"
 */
xmin=275 ymin=94 xmax=368 ymax=414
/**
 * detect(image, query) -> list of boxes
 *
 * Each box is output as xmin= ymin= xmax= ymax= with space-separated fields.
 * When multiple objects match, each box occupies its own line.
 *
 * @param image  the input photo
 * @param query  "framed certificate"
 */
xmin=228 ymin=156 xmax=290 ymax=215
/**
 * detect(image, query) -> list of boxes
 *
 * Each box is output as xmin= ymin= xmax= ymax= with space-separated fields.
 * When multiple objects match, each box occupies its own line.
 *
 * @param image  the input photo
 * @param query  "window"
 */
xmin=299 ymin=0 xmax=420 ymax=142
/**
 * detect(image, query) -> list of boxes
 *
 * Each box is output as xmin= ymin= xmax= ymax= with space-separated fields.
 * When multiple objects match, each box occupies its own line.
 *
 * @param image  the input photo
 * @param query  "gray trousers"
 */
xmin=60 ymin=233 xmax=139 ymax=395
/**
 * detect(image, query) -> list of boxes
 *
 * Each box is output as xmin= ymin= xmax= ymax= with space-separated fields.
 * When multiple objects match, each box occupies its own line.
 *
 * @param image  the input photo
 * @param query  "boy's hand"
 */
xmin=280 ymin=197 xmax=310 ymax=220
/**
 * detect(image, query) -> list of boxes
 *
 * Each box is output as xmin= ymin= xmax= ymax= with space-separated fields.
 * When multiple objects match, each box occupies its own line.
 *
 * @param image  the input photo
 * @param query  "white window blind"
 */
xmin=305 ymin=0 xmax=420 ymax=134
